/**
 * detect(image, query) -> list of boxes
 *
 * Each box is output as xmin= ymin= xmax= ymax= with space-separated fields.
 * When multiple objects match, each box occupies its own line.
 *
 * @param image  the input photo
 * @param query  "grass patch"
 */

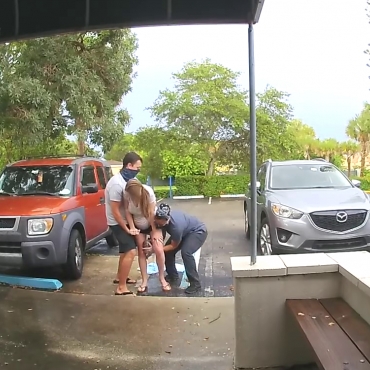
xmin=153 ymin=186 xmax=177 ymax=191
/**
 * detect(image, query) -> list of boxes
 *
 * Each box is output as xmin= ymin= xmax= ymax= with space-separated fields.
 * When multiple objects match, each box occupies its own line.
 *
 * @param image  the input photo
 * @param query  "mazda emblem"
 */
xmin=336 ymin=211 xmax=348 ymax=223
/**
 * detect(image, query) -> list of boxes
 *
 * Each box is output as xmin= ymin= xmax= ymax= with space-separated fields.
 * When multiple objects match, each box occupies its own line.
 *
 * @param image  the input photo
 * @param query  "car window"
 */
xmin=81 ymin=166 xmax=96 ymax=186
xmin=257 ymin=165 xmax=267 ymax=191
xmin=96 ymin=166 xmax=107 ymax=189
xmin=104 ymin=166 xmax=113 ymax=181
xmin=270 ymin=164 xmax=352 ymax=190
xmin=0 ymin=165 xmax=74 ymax=196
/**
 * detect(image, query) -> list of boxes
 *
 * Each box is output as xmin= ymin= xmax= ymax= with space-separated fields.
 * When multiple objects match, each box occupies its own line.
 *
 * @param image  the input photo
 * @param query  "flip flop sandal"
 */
xmin=162 ymin=283 xmax=171 ymax=292
xmin=115 ymin=291 xmax=135 ymax=296
xmin=113 ymin=278 xmax=136 ymax=284
xmin=137 ymin=286 xmax=148 ymax=294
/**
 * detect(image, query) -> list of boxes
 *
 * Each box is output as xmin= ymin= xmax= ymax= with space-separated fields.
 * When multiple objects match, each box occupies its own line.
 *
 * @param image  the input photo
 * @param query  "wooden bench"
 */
xmin=286 ymin=298 xmax=370 ymax=370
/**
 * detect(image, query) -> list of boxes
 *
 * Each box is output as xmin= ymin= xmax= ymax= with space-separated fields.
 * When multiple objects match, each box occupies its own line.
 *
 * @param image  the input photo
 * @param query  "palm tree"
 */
xmin=346 ymin=103 xmax=370 ymax=176
xmin=341 ymin=140 xmax=360 ymax=176
xmin=314 ymin=138 xmax=339 ymax=161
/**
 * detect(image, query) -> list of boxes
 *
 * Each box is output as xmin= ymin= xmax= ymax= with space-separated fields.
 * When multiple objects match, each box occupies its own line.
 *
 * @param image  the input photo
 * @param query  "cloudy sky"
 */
xmin=123 ymin=0 xmax=370 ymax=142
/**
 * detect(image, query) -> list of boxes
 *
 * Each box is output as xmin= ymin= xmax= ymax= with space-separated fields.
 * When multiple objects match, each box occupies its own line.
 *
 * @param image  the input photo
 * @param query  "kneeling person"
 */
xmin=154 ymin=203 xmax=208 ymax=294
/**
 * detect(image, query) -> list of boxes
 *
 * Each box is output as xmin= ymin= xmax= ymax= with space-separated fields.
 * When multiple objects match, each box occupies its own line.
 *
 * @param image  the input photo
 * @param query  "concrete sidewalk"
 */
xmin=0 ymin=287 xmax=234 ymax=370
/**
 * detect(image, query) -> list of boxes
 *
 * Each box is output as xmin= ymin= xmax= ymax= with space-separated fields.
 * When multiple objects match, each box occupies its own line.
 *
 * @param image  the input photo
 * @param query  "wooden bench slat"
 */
xmin=286 ymin=299 xmax=370 ymax=370
xmin=321 ymin=298 xmax=370 ymax=363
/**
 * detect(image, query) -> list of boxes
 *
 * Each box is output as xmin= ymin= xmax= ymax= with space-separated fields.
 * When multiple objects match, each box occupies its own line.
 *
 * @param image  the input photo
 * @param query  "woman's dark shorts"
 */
xmin=109 ymin=225 xmax=136 ymax=254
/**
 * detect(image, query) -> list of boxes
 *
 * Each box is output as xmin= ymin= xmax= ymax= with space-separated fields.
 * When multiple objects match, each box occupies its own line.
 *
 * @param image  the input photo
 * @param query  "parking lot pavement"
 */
xmin=87 ymin=198 xmax=250 ymax=298
xmin=0 ymin=286 xmax=234 ymax=370
xmin=167 ymin=198 xmax=250 ymax=297
xmin=0 ymin=199 xmax=250 ymax=298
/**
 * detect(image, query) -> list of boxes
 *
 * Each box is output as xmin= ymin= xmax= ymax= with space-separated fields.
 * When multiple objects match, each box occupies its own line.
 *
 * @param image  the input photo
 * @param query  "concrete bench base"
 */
xmin=231 ymin=251 xmax=370 ymax=369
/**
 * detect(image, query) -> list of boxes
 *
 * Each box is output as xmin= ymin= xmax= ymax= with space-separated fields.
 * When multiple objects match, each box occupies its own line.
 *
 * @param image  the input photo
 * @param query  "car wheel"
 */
xmin=106 ymin=232 xmax=118 ymax=248
xmin=63 ymin=229 xmax=84 ymax=280
xmin=259 ymin=218 xmax=273 ymax=256
xmin=244 ymin=208 xmax=251 ymax=240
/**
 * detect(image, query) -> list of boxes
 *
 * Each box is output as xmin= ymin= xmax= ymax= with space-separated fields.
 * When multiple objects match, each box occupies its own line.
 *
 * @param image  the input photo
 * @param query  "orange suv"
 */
xmin=0 ymin=155 xmax=117 ymax=279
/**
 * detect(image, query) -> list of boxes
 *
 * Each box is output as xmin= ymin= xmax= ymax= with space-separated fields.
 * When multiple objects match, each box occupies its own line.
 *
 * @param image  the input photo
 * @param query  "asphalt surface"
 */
xmin=87 ymin=198 xmax=250 ymax=297
xmin=0 ymin=288 xmax=235 ymax=370
xmin=0 ymin=199 xmax=250 ymax=297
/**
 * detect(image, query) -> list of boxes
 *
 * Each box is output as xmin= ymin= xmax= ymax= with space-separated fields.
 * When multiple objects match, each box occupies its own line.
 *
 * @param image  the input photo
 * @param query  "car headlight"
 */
xmin=271 ymin=203 xmax=303 ymax=219
xmin=28 ymin=218 xmax=53 ymax=235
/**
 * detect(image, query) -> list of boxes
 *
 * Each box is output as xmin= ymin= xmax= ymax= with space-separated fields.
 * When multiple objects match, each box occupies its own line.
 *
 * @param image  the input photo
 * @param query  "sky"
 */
xmin=123 ymin=0 xmax=370 ymax=142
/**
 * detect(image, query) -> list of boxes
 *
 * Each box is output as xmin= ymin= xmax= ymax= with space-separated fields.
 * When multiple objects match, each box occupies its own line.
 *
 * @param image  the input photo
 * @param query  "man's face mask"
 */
xmin=121 ymin=168 xmax=140 ymax=181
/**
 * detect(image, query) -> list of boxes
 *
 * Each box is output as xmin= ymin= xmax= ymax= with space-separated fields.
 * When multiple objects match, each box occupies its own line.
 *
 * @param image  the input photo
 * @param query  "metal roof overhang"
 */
xmin=0 ymin=0 xmax=264 ymax=43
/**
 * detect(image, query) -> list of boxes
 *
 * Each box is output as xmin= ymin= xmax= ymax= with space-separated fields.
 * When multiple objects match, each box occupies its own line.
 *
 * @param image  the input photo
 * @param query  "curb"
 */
xmin=0 ymin=274 xmax=63 ymax=291
xmin=220 ymin=194 xmax=245 ymax=198
xmin=173 ymin=195 xmax=204 ymax=200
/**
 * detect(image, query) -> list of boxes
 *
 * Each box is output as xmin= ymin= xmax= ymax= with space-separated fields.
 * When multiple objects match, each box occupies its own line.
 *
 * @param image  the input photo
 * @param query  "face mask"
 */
xmin=121 ymin=168 xmax=139 ymax=182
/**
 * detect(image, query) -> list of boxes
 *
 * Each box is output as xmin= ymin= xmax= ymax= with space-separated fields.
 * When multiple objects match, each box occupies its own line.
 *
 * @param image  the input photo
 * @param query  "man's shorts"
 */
xmin=109 ymin=225 xmax=136 ymax=254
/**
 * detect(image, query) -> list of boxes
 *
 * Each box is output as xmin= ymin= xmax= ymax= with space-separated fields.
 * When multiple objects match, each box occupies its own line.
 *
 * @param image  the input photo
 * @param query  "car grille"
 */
xmin=309 ymin=210 xmax=367 ymax=232
xmin=312 ymin=237 xmax=367 ymax=250
xmin=0 ymin=218 xmax=16 ymax=229
xmin=0 ymin=242 xmax=21 ymax=254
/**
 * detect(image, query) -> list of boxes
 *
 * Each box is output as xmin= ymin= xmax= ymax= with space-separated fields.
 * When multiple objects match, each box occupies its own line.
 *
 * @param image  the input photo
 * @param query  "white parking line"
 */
xmin=204 ymin=256 xmax=214 ymax=297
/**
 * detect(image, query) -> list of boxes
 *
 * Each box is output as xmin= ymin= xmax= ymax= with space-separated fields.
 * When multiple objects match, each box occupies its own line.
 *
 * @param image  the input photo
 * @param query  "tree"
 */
xmin=0 ymin=30 xmax=138 ymax=157
xmin=114 ymin=126 xmax=209 ymax=178
xmin=148 ymin=59 xmax=249 ymax=175
xmin=285 ymin=119 xmax=316 ymax=159
xmin=104 ymin=133 xmax=136 ymax=162
xmin=232 ymin=86 xmax=298 ymax=166
xmin=316 ymin=138 xmax=340 ymax=162
xmin=346 ymin=103 xmax=370 ymax=176
xmin=340 ymin=140 xmax=360 ymax=176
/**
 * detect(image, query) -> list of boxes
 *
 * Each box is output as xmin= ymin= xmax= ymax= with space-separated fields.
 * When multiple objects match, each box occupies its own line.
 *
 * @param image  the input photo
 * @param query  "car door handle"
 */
xmin=99 ymin=197 xmax=105 ymax=204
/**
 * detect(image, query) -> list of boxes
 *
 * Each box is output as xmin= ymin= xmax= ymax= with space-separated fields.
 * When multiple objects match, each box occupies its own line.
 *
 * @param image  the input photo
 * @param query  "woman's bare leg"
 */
xmin=151 ymin=229 xmax=170 ymax=291
xmin=135 ymin=233 xmax=148 ymax=292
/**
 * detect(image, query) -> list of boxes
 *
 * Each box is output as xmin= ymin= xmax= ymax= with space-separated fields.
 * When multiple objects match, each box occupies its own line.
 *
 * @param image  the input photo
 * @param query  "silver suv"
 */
xmin=244 ymin=159 xmax=370 ymax=255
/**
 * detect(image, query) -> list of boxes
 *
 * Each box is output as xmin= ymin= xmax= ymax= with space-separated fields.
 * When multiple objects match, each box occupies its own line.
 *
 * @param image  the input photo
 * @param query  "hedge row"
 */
xmin=153 ymin=175 xmax=370 ymax=199
xmin=153 ymin=175 xmax=250 ymax=198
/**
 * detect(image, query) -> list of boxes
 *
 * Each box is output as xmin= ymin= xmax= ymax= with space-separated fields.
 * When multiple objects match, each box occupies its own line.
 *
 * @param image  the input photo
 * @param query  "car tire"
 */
xmin=106 ymin=232 xmax=118 ymax=248
xmin=244 ymin=208 xmax=251 ymax=240
xmin=258 ymin=218 xmax=274 ymax=256
xmin=63 ymin=229 xmax=84 ymax=280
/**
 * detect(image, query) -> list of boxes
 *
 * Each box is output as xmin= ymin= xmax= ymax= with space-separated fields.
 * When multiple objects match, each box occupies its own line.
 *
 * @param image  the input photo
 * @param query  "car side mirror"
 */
xmin=248 ymin=181 xmax=261 ymax=190
xmin=82 ymin=183 xmax=99 ymax=194
xmin=352 ymin=179 xmax=361 ymax=188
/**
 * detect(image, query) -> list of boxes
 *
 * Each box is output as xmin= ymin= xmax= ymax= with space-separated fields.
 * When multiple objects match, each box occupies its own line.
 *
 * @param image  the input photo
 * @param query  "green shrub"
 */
xmin=202 ymin=175 xmax=249 ymax=197
xmin=175 ymin=175 xmax=250 ymax=197
xmin=354 ymin=176 xmax=370 ymax=191
xmin=153 ymin=186 xmax=177 ymax=200
xmin=175 ymin=176 xmax=206 ymax=196
xmin=136 ymin=173 xmax=146 ymax=183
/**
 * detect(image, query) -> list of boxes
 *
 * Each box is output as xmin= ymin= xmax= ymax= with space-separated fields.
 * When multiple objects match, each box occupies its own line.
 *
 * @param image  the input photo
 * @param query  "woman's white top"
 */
xmin=126 ymin=184 xmax=156 ymax=230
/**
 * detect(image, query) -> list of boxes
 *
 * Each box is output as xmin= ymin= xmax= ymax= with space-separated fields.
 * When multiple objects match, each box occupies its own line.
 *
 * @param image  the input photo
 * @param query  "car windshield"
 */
xmin=270 ymin=164 xmax=352 ymax=190
xmin=0 ymin=165 xmax=74 ymax=196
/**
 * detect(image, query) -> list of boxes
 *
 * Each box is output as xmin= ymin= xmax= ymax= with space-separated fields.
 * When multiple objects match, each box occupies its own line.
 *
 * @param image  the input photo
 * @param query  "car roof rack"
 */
xmin=25 ymin=154 xmax=86 ymax=160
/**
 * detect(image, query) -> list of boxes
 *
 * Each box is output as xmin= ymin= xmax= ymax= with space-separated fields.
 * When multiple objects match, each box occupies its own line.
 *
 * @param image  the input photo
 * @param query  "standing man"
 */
xmin=154 ymin=203 xmax=208 ymax=294
xmin=105 ymin=152 xmax=142 ymax=295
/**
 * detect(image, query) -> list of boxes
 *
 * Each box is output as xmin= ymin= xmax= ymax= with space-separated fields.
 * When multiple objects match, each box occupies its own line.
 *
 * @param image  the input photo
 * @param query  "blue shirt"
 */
xmin=164 ymin=210 xmax=206 ymax=243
